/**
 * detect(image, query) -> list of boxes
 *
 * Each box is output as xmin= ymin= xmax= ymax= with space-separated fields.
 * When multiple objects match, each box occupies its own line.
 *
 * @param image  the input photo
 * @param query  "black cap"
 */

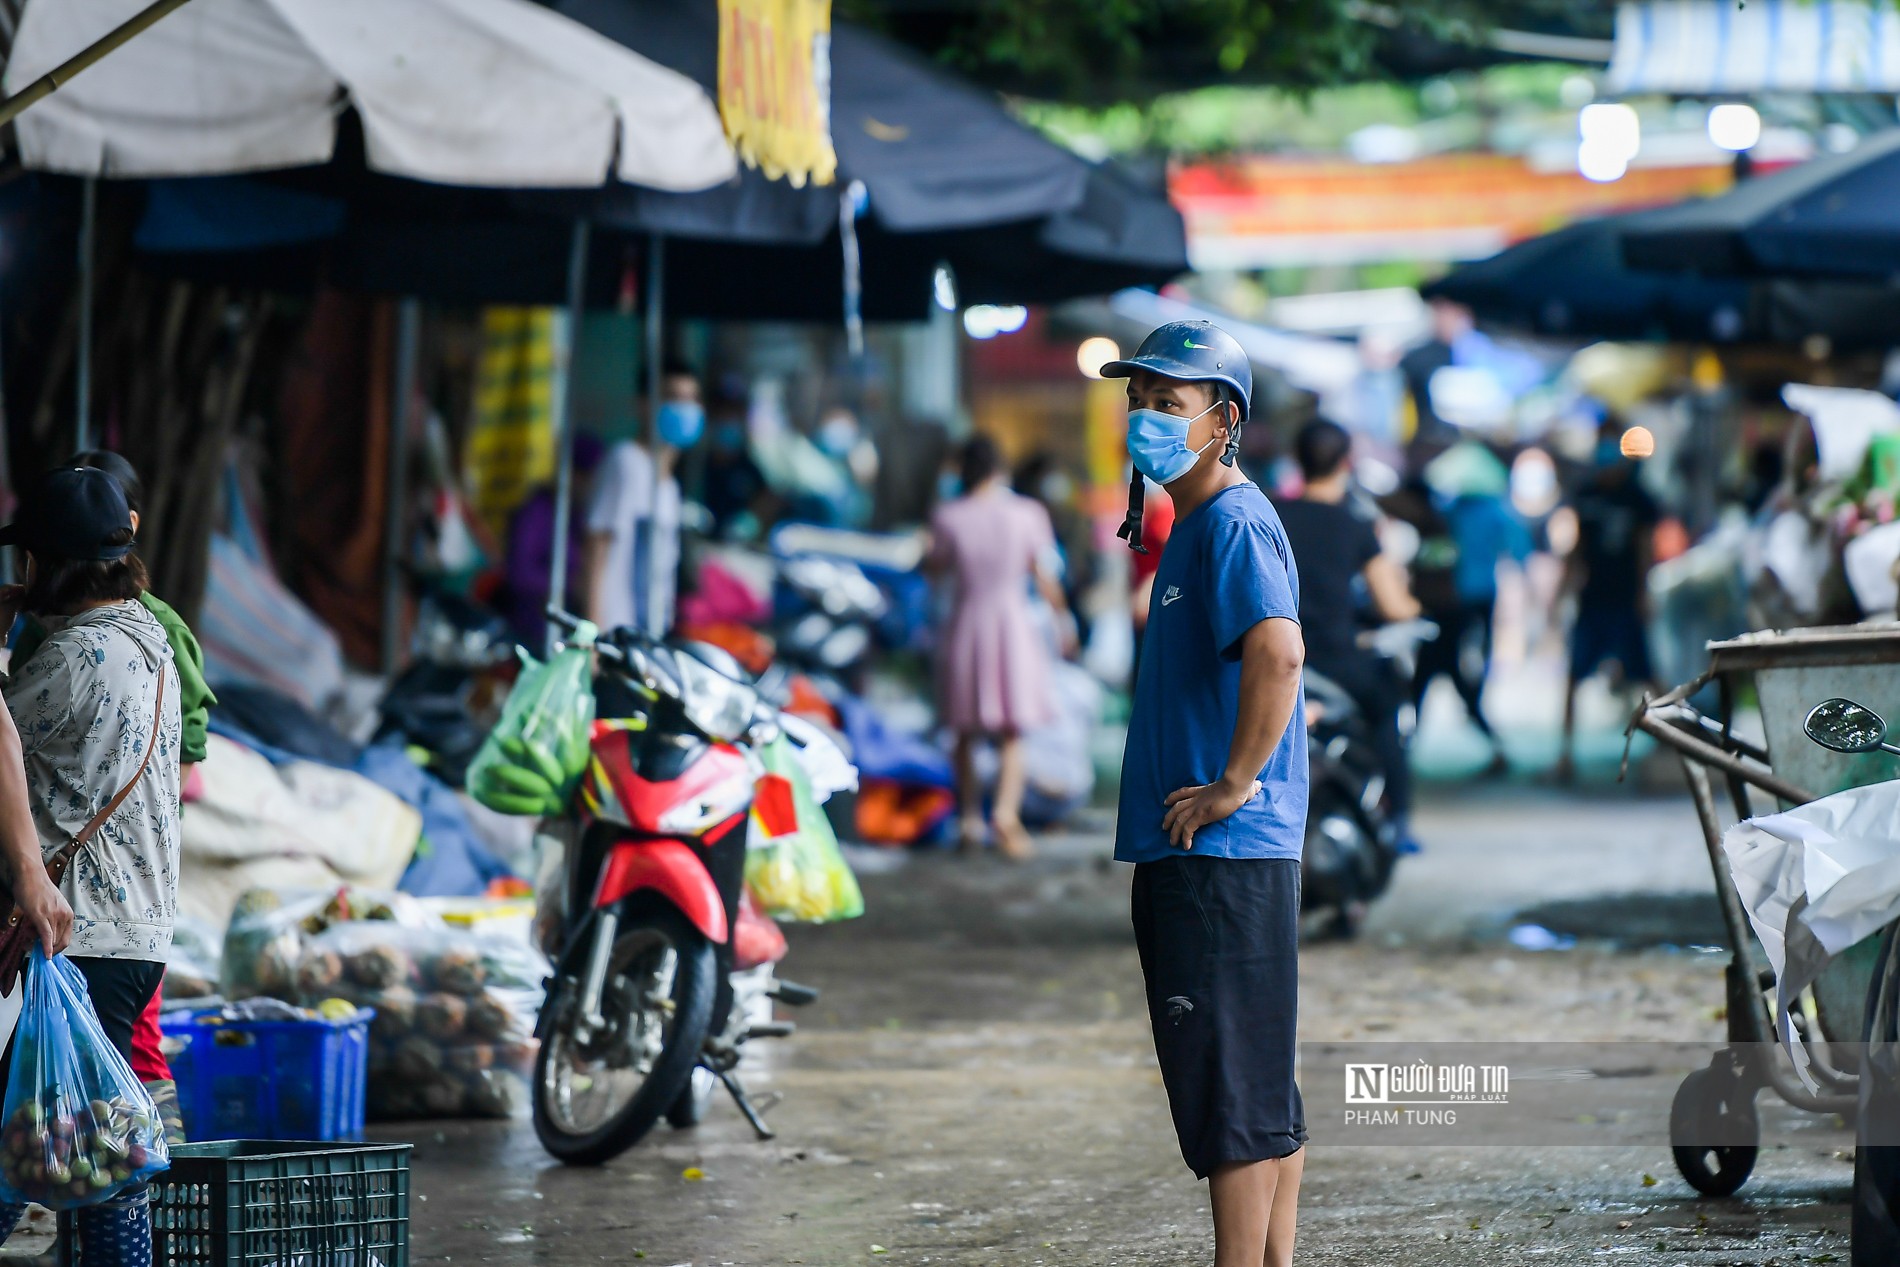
xmin=0 ymin=467 xmax=135 ymax=560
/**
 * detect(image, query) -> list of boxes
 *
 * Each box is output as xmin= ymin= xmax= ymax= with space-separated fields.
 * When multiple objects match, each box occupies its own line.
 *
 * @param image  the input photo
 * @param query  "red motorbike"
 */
xmin=533 ymin=608 xmax=819 ymax=1164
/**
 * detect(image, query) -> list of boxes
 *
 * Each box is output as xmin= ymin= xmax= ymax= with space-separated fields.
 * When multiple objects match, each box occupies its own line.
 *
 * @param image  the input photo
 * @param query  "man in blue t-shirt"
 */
xmin=1103 ymin=321 xmax=1308 ymax=1267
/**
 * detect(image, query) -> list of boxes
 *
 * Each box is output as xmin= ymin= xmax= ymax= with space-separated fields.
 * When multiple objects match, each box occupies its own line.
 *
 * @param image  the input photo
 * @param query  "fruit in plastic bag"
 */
xmin=429 ymin=947 xmax=486 ymax=995
xmin=294 ymin=949 xmax=343 ymax=996
xmin=346 ymin=944 xmax=411 ymax=989
xmin=417 ymin=994 xmax=468 ymax=1040
xmin=466 ymin=629 xmax=598 ymax=817
xmin=466 ymin=992 xmax=512 ymax=1040
xmin=744 ymin=735 xmax=865 ymax=924
xmin=0 ymin=950 xmax=169 ymax=1209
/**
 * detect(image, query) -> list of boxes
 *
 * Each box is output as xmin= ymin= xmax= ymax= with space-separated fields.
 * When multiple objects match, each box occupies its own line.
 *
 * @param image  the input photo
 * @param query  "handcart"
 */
xmin=1632 ymin=624 xmax=1900 ymax=1198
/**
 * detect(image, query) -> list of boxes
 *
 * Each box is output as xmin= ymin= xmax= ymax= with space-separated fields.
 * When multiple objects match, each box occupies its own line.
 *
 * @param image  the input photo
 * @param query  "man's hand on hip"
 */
xmin=1162 ymin=775 xmax=1261 ymax=850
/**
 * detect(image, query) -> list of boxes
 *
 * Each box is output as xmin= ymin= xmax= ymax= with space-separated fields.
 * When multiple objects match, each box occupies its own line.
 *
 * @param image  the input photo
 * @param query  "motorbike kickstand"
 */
xmin=718 ymin=1069 xmax=776 ymax=1140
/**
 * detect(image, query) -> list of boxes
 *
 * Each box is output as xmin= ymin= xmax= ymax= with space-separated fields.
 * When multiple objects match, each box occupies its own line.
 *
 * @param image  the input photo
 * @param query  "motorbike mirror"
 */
xmin=1805 ymin=697 xmax=1893 ymax=754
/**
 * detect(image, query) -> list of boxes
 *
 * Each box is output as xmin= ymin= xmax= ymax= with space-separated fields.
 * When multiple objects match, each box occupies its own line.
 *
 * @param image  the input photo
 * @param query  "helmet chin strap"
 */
xmin=1117 ymin=469 xmax=1149 ymax=555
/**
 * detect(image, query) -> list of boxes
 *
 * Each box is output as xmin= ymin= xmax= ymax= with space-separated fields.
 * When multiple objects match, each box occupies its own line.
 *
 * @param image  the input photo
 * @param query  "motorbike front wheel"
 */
xmin=534 ymin=907 xmax=718 ymax=1165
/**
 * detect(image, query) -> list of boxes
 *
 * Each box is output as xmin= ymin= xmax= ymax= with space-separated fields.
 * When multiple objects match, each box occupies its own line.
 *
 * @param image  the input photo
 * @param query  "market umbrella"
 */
xmin=1620 ymin=130 xmax=1900 ymax=279
xmin=1 ymin=0 xmax=735 ymax=191
xmin=1426 ymin=209 xmax=1900 ymax=347
xmin=2 ymin=0 xmax=738 ymax=660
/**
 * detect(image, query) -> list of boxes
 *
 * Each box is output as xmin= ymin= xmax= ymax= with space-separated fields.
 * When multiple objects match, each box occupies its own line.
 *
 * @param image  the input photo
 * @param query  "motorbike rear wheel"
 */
xmin=534 ymin=907 xmax=718 ymax=1165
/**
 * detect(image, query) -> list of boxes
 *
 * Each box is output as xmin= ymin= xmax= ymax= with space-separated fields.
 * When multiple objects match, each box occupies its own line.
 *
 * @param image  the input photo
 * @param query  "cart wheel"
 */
xmin=1670 ymin=1067 xmax=1760 ymax=1197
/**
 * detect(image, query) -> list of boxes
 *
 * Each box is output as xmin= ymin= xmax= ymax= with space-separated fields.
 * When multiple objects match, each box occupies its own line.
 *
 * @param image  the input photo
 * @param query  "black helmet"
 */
xmin=1101 ymin=320 xmax=1252 ymax=422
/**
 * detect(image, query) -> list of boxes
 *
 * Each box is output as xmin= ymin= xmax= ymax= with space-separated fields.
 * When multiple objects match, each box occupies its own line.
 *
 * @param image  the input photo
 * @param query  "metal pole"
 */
xmin=0 ymin=0 xmax=198 ymax=128
xmin=546 ymin=218 xmax=589 ymax=647
xmin=638 ymin=232 xmax=664 ymax=636
xmin=75 ymin=176 xmax=95 ymax=453
xmin=380 ymin=298 xmax=420 ymax=675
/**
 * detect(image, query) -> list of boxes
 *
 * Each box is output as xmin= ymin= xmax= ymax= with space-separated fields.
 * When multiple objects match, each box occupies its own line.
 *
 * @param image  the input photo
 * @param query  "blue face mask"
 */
xmin=1127 ymin=402 xmax=1220 ymax=485
xmin=936 ymin=471 xmax=962 ymax=502
xmin=656 ymin=401 xmax=706 ymax=448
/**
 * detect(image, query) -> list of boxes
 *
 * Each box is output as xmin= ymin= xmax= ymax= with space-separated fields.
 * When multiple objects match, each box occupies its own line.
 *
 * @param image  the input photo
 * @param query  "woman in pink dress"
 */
xmin=929 ymin=436 xmax=1074 ymax=859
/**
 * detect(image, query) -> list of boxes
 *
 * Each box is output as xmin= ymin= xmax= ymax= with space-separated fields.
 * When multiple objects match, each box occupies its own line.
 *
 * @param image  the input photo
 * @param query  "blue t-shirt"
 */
xmin=1115 ymin=482 xmax=1307 ymax=864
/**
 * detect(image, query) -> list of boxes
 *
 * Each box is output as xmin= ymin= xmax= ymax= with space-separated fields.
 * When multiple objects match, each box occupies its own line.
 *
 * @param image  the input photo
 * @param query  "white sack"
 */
xmin=1723 ymin=777 xmax=1900 ymax=1088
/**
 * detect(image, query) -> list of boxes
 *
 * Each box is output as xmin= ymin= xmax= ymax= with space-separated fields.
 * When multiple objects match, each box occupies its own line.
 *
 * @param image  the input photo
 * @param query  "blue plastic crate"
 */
xmin=162 ymin=1009 xmax=375 ymax=1142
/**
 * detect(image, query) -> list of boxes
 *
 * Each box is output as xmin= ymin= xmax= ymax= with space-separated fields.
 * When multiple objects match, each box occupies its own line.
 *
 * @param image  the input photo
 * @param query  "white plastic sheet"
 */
xmin=1723 ymin=778 xmax=1900 ymax=1087
xmin=1782 ymin=383 xmax=1900 ymax=483
xmin=3 ymin=0 xmax=736 ymax=190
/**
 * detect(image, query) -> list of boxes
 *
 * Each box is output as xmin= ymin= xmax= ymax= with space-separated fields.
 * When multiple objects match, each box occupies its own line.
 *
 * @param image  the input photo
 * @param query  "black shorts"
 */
xmin=1131 ymin=855 xmax=1306 ymax=1179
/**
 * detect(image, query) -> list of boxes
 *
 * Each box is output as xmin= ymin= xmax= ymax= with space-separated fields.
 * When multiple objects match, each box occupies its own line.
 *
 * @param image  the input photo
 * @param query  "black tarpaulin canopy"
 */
xmin=1427 ymin=208 xmax=1900 ymax=348
xmin=1620 ymin=131 xmax=1900 ymax=281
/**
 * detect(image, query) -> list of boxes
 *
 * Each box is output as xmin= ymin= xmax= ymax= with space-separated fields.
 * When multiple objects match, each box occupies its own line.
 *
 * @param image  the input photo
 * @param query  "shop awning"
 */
xmin=1170 ymin=153 xmax=1732 ymax=270
xmin=1607 ymin=0 xmax=1900 ymax=94
xmin=1 ymin=0 xmax=736 ymax=190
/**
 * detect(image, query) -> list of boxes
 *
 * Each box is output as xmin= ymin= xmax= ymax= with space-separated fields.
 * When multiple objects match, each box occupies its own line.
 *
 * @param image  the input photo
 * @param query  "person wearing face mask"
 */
xmin=701 ymin=384 xmax=766 ymax=539
xmin=583 ymin=359 xmax=703 ymax=636
xmin=1101 ymin=322 xmax=1308 ymax=1267
xmin=1556 ymin=416 xmax=1660 ymax=784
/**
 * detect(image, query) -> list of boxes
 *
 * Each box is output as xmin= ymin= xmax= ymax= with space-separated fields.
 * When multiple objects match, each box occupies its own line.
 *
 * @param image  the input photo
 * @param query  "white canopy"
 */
xmin=2 ymin=0 xmax=738 ymax=190
xmin=1609 ymin=0 xmax=1900 ymax=94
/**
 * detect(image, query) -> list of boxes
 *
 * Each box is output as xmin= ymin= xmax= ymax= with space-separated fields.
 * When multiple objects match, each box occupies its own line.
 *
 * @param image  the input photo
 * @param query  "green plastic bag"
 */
xmin=745 ymin=735 xmax=864 ymax=923
xmin=467 ymin=622 xmax=598 ymax=816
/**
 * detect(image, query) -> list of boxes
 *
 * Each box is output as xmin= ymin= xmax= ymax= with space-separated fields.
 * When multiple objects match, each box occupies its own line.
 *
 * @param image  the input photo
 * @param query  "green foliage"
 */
xmin=840 ymin=0 xmax=1529 ymax=101
xmin=1016 ymin=60 xmax=1598 ymax=157
xmin=840 ymin=0 xmax=1615 ymax=108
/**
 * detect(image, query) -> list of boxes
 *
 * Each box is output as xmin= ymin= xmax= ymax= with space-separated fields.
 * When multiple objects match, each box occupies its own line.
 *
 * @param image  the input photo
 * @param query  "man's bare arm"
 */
xmin=1161 ymin=617 xmax=1305 ymax=849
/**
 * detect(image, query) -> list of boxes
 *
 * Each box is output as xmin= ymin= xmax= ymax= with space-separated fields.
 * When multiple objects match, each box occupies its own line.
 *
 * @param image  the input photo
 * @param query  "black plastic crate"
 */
xmin=150 ymin=1140 xmax=410 ymax=1267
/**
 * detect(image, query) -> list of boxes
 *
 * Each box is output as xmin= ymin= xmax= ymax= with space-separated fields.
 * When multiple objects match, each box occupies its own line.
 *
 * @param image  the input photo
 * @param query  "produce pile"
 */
xmin=466 ymin=635 xmax=596 ymax=818
xmin=221 ymin=887 xmax=433 ymax=1002
xmin=293 ymin=922 xmax=548 ymax=1119
xmin=0 ymin=1094 xmax=163 ymax=1207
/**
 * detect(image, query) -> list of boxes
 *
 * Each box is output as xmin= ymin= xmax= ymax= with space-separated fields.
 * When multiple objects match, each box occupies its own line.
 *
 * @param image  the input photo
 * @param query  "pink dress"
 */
xmin=931 ymin=488 xmax=1058 ymax=735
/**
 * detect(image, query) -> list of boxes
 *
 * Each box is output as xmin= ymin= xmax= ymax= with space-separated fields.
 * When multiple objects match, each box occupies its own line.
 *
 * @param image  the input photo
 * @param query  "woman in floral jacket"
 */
xmin=0 ymin=466 xmax=180 ymax=1267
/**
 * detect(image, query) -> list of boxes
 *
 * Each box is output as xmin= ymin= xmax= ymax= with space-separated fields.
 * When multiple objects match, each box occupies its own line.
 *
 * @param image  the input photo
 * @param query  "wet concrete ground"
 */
xmin=392 ymin=783 xmax=1857 ymax=1266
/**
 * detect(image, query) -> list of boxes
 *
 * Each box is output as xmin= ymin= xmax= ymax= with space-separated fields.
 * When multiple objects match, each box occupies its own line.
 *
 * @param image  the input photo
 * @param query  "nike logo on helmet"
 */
xmin=1183 ymin=338 xmax=1212 ymax=350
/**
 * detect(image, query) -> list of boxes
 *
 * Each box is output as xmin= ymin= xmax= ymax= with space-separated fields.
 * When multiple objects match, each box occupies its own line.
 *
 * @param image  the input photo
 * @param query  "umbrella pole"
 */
xmin=547 ymin=218 xmax=590 ymax=649
xmin=75 ymin=176 xmax=95 ymax=453
xmin=639 ymin=231 xmax=664 ymax=636
xmin=381 ymin=297 xmax=420 ymax=676
xmin=0 ymin=0 xmax=198 ymax=129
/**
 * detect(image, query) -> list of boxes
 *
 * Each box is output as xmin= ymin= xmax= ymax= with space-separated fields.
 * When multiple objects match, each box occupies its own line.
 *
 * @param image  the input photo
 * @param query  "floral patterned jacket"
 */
xmin=4 ymin=601 xmax=182 ymax=960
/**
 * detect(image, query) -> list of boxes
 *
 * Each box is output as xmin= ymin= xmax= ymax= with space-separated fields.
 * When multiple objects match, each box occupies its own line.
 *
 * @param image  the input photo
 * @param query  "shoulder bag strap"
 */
xmin=44 ymin=668 xmax=167 ymax=884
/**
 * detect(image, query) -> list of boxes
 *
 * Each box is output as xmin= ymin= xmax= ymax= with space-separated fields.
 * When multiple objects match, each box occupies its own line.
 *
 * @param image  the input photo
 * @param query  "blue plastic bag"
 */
xmin=0 ymin=948 xmax=169 ymax=1208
